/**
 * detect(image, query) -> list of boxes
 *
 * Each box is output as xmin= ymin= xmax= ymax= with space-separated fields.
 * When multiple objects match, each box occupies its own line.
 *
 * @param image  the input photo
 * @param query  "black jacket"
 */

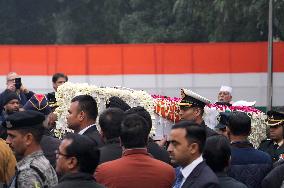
xmin=99 ymin=138 xmax=122 ymax=164
xmin=217 ymin=172 xmax=247 ymax=188
xmin=53 ymin=172 xmax=105 ymax=188
xmin=99 ymin=137 xmax=170 ymax=164
xmin=147 ymin=139 xmax=171 ymax=164
xmin=200 ymin=121 xmax=218 ymax=138
xmin=262 ymin=162 xmax=284 ymax=188
xmin=181 ymin=161 xmax=219 ymax=188
xmin=83 ymin=125 xmax=104 ymax=147
xmin=40 ymin=131 xmax=61 ymax=169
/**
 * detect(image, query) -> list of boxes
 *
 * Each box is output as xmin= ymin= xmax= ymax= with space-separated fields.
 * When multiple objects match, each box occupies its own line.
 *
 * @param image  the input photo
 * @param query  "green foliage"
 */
xmin=0 ymin=0 xmax=283 ymax=44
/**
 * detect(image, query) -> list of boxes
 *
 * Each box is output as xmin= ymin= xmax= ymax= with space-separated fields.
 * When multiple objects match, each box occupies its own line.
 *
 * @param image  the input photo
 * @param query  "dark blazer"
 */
xmin=53 ymin=172 xmax=105 ymax=188
xmin=99 ymin=137 xmax=170 ymax=164
xmin=83 ymin=125 xmax=104 ymax=147
xmin=147 ymin=140 xmax=171 ymax=164
xmin=217 ymin=172 xmax=247 ymax=188
xmin=229 ymin=142 xmax=272 ymax=188
xmin=262 ymin=162 xmax=284 ymax=188
xmin=181 ymin=161 xmax=219 ymax=188
xmin=95 ymin=149 xmax=175 ymax=188
xmin=99 ymin=138 xmax=122 ymax=164
xmin=200 ymin=121 xmax=218 ymax=138
xmin=40 ymin=133 xmax=61 ymax=169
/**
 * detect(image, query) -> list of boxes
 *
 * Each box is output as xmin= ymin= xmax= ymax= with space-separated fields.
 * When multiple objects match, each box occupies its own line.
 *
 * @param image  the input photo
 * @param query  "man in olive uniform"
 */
xmin=259 ymin=111 xmax=284 ymax=163
xmin=4 ymin=110 xmax=58 ymax=188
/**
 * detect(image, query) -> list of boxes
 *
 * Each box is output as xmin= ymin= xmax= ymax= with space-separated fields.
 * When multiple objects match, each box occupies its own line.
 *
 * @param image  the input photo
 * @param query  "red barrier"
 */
xmin=0 ymin=42 xmax=283 ymax=75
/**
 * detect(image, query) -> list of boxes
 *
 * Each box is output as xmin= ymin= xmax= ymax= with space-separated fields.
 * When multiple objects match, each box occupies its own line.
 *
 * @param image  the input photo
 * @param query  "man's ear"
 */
xmin=79 ymin=111 xmax=85 ymax=121
xmin=68 ymin=157 xmax=78 ymax=169
xmin=24 ymin=133 xmax=34 ymax=146
xmin=189 ymin=143 xmax=199 ymax=155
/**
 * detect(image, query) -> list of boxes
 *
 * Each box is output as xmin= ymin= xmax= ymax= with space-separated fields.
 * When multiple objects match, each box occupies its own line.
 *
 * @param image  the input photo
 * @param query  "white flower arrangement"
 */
xmin=54 ymin=82 xmax=155 ymax=139
xmin=204 ymin=104 xmax=267 ymax=148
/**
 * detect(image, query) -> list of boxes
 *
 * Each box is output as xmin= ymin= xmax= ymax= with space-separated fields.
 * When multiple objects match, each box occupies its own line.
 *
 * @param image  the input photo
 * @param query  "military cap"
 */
xmin=3 ymin=110 xmax=45 ymax=130
xmin=23 ymin=94 xmax=52 ymax=115
xmin=2 ymin=90 xmax=19 ymax=106
xmin=215 ymin=112 xmax=230 ymax=129
xmin=179 ymin=88 xmax=211 ymax=109
xmin=267 ymin=110 xmax=284 ymax=127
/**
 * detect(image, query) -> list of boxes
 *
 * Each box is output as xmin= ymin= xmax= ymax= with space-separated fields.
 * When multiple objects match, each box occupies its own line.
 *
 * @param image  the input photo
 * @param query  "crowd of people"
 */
xmin=0 ymin=72 xmax=283 ymax=188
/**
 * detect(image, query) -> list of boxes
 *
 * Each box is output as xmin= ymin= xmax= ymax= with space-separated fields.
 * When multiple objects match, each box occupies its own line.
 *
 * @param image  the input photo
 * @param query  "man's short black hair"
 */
xmin=227 ymin=111 xmax=251 ymax=136
xmin=172 ymin=121 xmax=206 ymax=153
xmin=125 ymin=106 xmax=152 ymax=135
xmin=18 ymin=125 xmax=45 ymax=144
xmin=203 ymin=135 xmax=231 ymax=173
xmin=64 ymin=133 xmax=100 ymax=174
xmin=120 ymin=114 xmax=150 ymax=149
xmin=106 ymin=96 xmax=130 ymax=111
xmin=71 ymin=95 xmax=98 ymax=120
xmin=99 ymin=108 xmax=125 ymax=140
xmin=52 ymin=73 xmax=68 ymax=83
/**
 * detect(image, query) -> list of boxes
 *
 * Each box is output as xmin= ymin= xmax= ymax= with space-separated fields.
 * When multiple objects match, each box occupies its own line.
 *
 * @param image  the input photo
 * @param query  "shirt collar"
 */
xmin=122 ymin=148 xmax=149 ymax=156
xmin=78 ymin=124 xmax=95 ymax=135
xmin=180 ymin=155 xmax=203 ymax=181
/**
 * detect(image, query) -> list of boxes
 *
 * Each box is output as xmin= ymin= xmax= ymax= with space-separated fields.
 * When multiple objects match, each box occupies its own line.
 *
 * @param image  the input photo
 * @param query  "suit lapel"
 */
xmin=181 ymin=161 xmax=206 ymax=188
xmin=83 ymin=125 xmax=98 ymax=135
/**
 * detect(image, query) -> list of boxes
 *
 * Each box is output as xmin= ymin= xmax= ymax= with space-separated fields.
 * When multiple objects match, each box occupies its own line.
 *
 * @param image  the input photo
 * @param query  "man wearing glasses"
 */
xmin=54 ymin=133 xmax=104 ymax=188
xmin=0 ymin=72 xmax=34 ymax=111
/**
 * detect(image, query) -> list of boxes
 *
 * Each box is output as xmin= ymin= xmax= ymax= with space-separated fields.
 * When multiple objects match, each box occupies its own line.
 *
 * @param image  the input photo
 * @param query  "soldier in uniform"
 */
xmin=178 ymin=88 xmax=218 ymax=137
xmin=259 ymin=111 xmax=284 ymax=163
xmin=3 ymin=110 xmax=58 ymax=188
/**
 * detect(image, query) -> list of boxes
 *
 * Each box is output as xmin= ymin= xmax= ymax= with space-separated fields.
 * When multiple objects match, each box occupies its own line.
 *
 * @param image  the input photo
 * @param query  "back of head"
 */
xmin=99 ymin=108 xmax=125 ymax=140
xmin=106 ymin=96 xmax=130 ymax=111
xmin=227 ymin=111 xmax=251 ymax=136
xmin=125 ymin=106 xmax=152 ymax=135
xmin=172 ymin=121 xmax=206 ymax=153
xmin=71 ymin=95 xmax=98 ymax=120
xmin=120 ymin=114 xmax=149 ymax=148
xmin=203 ymin=135 xmax=231 ymax=173
xmin=64 ymin=133 xmax=100 ymax=174
xmin=52 ymin=73 xmax=68 ymax=83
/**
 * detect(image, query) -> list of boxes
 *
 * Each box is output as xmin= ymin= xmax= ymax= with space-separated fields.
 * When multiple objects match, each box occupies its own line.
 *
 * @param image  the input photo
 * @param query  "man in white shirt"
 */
xmin=67 ymin=95 xmax=104 ymax=147
xmin=167 ymin=121 xmax=219 ymax=188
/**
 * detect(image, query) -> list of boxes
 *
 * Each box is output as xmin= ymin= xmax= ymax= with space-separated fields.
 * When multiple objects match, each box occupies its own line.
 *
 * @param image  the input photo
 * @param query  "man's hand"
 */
xmin=20 ymin=85 xmax=29 ymax=94
xmin=7 ymin=82 xmax=16 ymax=92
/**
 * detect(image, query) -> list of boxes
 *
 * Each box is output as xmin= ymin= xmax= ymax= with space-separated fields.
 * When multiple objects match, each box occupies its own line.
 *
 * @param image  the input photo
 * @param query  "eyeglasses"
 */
xmin=55 ymin=150 xmax=71 ymax=158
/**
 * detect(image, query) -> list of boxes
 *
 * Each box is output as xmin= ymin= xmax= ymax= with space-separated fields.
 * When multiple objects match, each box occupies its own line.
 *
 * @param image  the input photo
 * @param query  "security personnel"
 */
xmin=4 ymin=110 xmax=58 ymax=188
xmin=178 ymin=88 xmax=218 ymax=137
xmin=259 ymin=111 xmax=284 ymax=163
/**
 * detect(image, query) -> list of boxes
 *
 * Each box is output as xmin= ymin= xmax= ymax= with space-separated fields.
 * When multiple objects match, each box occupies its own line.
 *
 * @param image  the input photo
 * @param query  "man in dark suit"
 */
xmin=125 ymin=106 xmax=171 ymax=164
xmin=227 ymin=112 xmax=272 ymax=188
xmin=167 ymin=121 xmax=219 ymax=188
xmin=67 ymin=95 xmax=104 ymax=147
xmin=99 ymin=108 xmax=125 ymax=164
xmin=95 ymin=114 xmax=175 ymax=188
xmin=54 ymin=133 xmax=104 ymax=188
xmin=179 ymin=89 xmax=218 ymax=137
xmin=203 ymin=135 xmax=247 ymax=188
